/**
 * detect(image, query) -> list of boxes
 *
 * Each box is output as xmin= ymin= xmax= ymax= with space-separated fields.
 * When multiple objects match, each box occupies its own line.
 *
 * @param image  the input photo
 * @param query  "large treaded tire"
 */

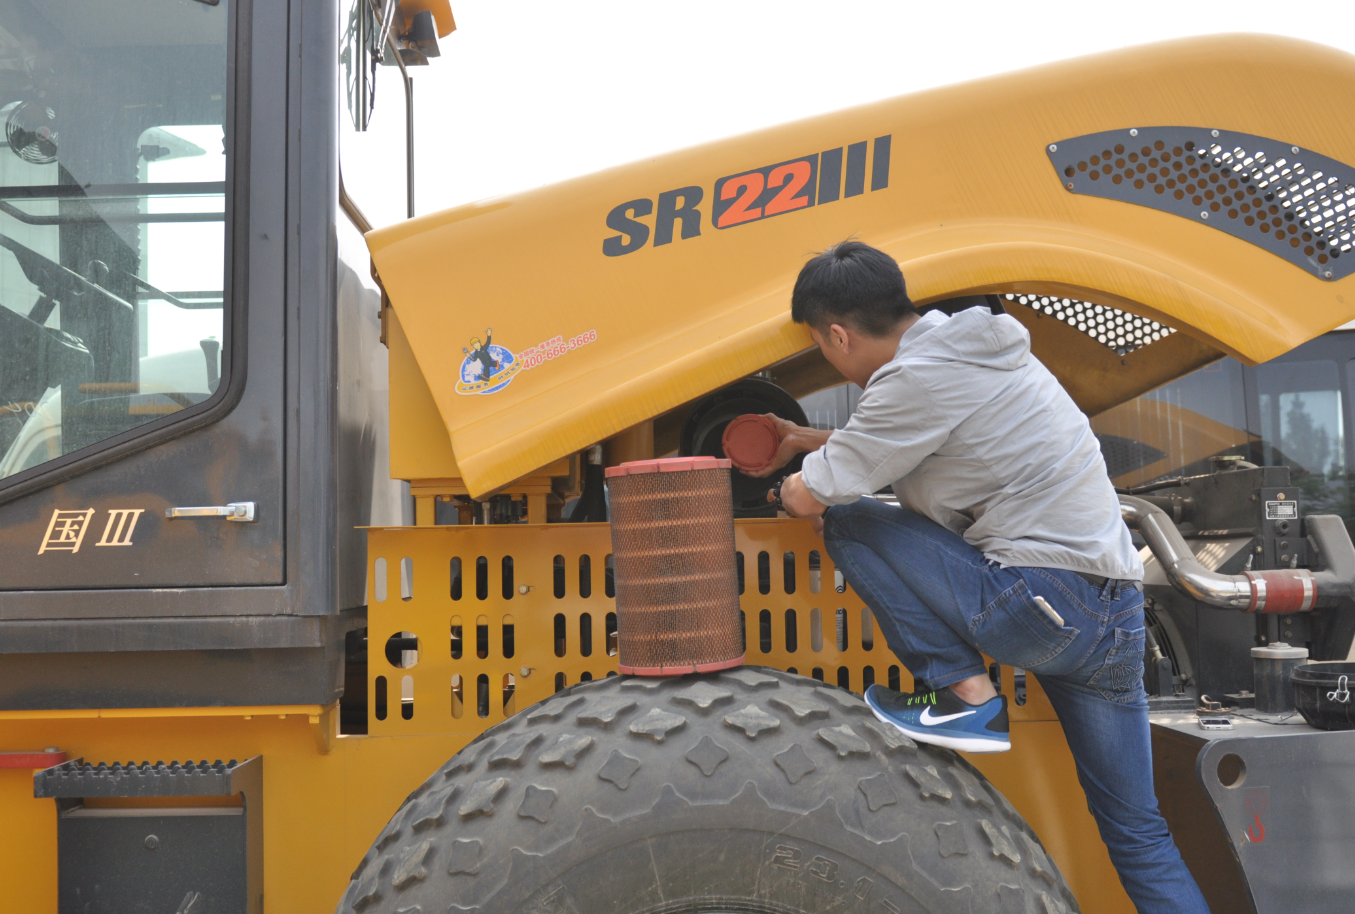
xmin=337 ymin=668 xmax=1079 ymax=914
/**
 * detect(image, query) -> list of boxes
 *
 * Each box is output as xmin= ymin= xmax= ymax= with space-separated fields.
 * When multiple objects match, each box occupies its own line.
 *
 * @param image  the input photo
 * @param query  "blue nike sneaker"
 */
xmin=864 ymin=683 xmax=1010 ymax=753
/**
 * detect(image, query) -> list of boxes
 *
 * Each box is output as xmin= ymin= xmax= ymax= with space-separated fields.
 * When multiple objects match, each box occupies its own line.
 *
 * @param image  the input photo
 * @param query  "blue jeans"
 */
xmin=825 ymin=499 xmax=1208 ymax=914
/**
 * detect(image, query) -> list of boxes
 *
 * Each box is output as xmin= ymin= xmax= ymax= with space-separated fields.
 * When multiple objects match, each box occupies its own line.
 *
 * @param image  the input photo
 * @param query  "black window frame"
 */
xmin=0 ymin=0 xmax=253 ymax=507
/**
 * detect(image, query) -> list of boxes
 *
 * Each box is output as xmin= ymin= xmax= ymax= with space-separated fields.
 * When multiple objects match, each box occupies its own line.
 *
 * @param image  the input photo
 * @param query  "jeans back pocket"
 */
xmin=1090 ymin=626 xmax=1146 ymax=702
xmin=969 ymin=579 xmax=1078 ymax=672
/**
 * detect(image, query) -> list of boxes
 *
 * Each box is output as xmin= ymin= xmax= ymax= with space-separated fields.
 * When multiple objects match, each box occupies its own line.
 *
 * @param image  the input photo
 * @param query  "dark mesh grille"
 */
xmin=1048 ymin=127 xmax=1355 ymax=280
xmin=1204 ymin=142 xmax=1354 ymax=263
xmin=608 ymin=468 xmax=743 ymax=670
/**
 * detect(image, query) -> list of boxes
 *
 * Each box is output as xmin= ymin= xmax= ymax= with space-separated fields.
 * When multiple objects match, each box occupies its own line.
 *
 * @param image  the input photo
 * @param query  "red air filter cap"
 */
xmin=721 ymin=414 xmax=780 ymax=474
xmin=605 ymin=456 xmax=730 ymax=477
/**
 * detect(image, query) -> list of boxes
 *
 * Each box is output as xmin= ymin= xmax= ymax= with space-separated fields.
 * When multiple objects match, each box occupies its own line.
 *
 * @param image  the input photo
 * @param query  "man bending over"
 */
xmin=762 ymin=241 xmax=1207 ymax=914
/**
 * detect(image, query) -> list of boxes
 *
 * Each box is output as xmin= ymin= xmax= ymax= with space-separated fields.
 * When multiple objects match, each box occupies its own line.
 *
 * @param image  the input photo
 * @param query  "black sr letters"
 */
xmin=603 ymin=198 xmax=653 ymax=256
xmin=653 ymin=185 xmax=703 ymax=246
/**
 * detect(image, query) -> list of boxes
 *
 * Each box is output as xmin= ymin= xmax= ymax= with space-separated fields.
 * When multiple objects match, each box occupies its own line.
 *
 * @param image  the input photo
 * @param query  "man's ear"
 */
xmin=828 ymin=322 xmax=851 ymax=354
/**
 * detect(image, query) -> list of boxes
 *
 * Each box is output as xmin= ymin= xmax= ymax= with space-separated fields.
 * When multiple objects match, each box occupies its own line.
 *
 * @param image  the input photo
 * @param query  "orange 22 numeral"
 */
xmin=717 ymin=173 xmax=765 ymax=228
xmin=764 ymin=160 xmax=812 ymax=216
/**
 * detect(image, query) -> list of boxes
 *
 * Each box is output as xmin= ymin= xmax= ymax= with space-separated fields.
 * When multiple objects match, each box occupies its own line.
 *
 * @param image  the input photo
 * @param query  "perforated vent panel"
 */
xmin=1047 ymin=127 xmax=1355 ymax=281
xmin=1003 ymin=293 xmax=1174 ymax=356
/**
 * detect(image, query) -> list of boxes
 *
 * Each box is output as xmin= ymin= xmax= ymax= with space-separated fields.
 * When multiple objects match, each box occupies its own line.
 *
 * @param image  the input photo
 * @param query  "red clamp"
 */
xmin=1245 ymin=569 xmax=1316 ymax=613
xmin=0 ymin=749 xmax=68 ymax=769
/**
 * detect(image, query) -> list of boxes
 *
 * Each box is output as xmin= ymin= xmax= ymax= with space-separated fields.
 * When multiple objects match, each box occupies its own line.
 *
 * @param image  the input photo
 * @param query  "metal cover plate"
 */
xmin=1047 ymin=127 xmax=1355 ymax=281
xmin=58 ymin=808 xmax=246 ymax=914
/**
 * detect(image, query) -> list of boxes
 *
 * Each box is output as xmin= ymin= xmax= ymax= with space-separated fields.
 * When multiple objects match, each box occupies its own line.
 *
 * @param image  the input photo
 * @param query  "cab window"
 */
xmin=1092 ymin=341 xmax=1353 ymax=536
xmin=1256 ymin=359 xmax=1349 ymax=525
xmin=1093 ymin=359 xmax=1250 ymax=484
xmin=0 ymin=2 xmax=230 ymax=482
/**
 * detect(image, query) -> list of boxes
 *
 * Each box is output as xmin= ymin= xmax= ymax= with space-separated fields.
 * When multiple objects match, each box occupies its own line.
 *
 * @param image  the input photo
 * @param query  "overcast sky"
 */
xmin=389 ymin=0 xmax=1355 ymax=222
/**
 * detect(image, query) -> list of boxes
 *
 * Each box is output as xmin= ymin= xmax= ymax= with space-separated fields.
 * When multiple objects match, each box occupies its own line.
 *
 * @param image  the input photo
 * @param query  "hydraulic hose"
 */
xmin=1120 ymin=495 xmax=1331 ymax=613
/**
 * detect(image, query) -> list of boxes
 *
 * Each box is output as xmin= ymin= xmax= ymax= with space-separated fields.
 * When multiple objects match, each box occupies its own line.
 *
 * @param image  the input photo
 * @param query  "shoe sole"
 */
xmin=866 ymin=703 xmax=1011 ymax=754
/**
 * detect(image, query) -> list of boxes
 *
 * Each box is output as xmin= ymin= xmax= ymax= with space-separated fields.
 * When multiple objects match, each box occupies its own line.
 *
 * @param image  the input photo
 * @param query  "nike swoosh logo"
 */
xmin=918 ymin=707 xmax=977 ymax=726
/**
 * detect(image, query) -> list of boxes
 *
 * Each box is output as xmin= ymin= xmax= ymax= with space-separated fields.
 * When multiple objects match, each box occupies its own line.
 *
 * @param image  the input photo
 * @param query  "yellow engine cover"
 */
xmin=368 ymin=35 xmax=1355 ymax=498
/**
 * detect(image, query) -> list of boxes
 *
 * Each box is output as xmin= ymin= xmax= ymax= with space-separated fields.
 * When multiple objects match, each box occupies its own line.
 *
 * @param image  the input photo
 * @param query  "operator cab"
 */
xmin=0 ymin=0 xmax=451 ymax=711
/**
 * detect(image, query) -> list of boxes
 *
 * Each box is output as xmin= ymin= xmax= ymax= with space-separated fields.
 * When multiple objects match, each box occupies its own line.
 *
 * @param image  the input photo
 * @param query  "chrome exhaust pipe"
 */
xmin=1120 ymin=495 xmax=1318 ymax=613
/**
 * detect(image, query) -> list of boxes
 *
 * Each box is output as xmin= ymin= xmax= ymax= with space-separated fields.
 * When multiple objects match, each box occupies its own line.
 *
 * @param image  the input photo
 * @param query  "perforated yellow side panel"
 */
xmin=362 ymin=522 xmax=1132 ymax=903
xmin=365 ymin=518 xmax=1059 ymax=737
xmin=0 ymin=522 xmax=1127 ymax=914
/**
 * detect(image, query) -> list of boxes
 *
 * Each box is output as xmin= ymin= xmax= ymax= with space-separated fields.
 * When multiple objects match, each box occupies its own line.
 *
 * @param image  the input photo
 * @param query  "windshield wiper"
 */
xmin=0 ymin=231 xmax=133 ymax=313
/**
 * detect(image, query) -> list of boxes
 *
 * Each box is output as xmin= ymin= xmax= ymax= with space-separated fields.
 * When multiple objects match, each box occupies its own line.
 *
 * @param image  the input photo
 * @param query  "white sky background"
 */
xmin=390 ymin=0 xmax=1355 ymax=222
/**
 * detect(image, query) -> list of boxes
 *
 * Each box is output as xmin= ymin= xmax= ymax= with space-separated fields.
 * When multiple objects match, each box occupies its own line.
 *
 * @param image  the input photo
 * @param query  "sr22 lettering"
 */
xmin=603 ymin=135 xmax=892 ymax=256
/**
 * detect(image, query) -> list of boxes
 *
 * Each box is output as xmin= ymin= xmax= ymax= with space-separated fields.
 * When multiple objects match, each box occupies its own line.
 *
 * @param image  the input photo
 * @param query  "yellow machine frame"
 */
xmin=0 ymin=520 xmax=1117 ymax=911
xmin=361 ymin=518 xmax=1127 ymax=902
xmin=5 ymin=33 xmax=1355 ymax=914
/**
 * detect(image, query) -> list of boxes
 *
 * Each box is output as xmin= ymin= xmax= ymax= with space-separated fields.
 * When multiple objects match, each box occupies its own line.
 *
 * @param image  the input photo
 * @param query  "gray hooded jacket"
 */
xmin=800 ymin=307 xmax=1143 ymax=580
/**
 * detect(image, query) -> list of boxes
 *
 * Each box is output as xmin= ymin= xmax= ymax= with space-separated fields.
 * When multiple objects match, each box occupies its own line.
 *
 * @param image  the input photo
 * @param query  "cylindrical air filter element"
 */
xmin=606 ymin=456 xmax=744 ymax=675
xmin=721 ymin=414 xmax=780 ymax=474
xmin=1251 ymin=642 xmax=1308 ymax=713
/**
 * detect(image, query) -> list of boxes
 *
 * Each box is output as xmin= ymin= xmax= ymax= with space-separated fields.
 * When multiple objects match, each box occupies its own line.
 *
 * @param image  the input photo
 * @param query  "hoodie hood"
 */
xmin=884 ymin=306 xmax=1031 ymax=380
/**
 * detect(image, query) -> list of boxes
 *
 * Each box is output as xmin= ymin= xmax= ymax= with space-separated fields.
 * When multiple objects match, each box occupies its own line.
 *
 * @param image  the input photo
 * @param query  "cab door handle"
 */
xmin=165 ymin=502 xmax=256 ymax=522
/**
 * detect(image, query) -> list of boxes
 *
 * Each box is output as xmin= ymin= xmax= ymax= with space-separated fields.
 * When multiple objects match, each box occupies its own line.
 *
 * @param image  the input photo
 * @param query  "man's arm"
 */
xmin=765 ymin=471 xmax=828 ymax=536
xmin=778 ymin=472 xmax=827 ymax=517
xmin=744 ymin=414 xmax=833 ymax=478
xmin=799 ymin=366 xmax=952 ymax=505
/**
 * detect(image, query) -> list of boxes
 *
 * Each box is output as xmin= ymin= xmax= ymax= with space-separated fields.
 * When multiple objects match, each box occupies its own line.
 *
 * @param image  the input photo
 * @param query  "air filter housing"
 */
xmin=721 ymin=413 xmax=780 ymax=475
xmin=606 ymin=456 xmax=745 ymax=675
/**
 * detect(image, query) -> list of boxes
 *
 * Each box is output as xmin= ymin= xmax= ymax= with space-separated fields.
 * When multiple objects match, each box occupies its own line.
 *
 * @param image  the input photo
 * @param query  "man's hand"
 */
xmin=770 ymin=472 xmax=827 ymax=531
xmin=745 ymin=414 xmax=834 ymax=478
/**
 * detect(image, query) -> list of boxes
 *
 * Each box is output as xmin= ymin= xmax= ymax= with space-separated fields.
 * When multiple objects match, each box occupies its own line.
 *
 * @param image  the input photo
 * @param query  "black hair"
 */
xmin=790 ymin=240 xmax=915 ymax=337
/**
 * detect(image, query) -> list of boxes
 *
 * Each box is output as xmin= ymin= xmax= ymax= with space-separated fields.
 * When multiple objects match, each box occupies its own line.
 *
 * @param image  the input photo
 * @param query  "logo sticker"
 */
xmin=713 ymin=153 xmax=819 ymax=229
xmin=96 ymin=508 xmax=145 ymax=547
xmin=38 ymin=508 xmax=95 ymax=554
xmin=602 ymin=135 xmax=892 ymax=256
xmin=456 ymin=328 xmax=598 ymax=396
xmin=38 ymin=507 xmax=146 ymax=554
xmin=1243 ymin=787 xmax=1268 ymax=843
xmin=918 ymin=707 xmax=977 ymax=726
